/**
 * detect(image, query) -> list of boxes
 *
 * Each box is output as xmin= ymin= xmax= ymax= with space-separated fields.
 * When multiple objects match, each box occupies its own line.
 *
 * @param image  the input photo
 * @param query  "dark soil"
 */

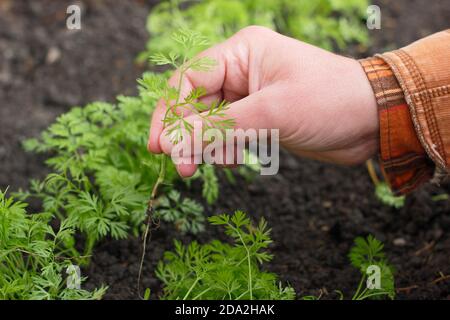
xmin=1 ymin=0 xmax=449 ymax=300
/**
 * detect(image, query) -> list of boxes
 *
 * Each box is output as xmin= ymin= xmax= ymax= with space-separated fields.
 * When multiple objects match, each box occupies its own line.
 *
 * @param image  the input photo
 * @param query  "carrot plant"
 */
xmin=349 ymin=235 xmax=395 ymax=300
xmin=306 ymin=235 xmax=396 ymax=300
xmin=156 ymin=215 xmax=395 ymax=300
xmin=156 ymin=190 xmax=205 ymax=234
xmin=22 ymin=29 xmax=243 ymax=268
xmin=21 ymin=77 xmax=214 ymax=265
xmin=138 ymin=29 xmax=235 ymax=221
xmin=137 ymin=29 xmax=236 ymax=296
xmin=0 ymin=190 xmax=106 ymax=299
xmin=156 ymin=211 xmax=295 ymax=300
xmin=9 ymin=1 xmax=377 ymax=300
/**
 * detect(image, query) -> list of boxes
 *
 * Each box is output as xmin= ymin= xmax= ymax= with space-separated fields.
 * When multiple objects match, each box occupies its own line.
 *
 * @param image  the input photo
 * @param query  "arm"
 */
xmin=148 ymin=26 xmax=450 ymax=195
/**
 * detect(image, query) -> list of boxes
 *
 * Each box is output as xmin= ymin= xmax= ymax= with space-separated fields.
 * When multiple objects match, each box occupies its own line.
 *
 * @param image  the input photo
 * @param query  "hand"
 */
xmin=148 ymin=26 xmax=378 ymax=177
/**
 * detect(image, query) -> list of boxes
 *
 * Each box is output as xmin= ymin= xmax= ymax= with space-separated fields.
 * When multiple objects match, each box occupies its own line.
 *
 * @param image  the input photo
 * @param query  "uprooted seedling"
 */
xmin=137 ymin=29 xmax=235 ymax=296
xmin=138 ymin=29 xmax=236 ymax=228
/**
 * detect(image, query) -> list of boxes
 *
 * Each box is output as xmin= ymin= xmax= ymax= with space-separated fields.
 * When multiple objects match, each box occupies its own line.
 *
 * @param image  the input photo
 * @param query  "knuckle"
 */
xmin=236 ymin=25 xmax=273 ymax=38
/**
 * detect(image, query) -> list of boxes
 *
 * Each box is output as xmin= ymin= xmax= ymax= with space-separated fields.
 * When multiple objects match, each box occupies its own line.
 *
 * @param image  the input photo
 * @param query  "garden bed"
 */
xmin=0 ymin=0 xmax=449 ymax=300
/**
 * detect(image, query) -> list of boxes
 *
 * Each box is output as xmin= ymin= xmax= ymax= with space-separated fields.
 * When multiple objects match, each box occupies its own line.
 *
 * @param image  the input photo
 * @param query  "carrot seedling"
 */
xmin=137 ymin=29 xmax=235 ymax=297
xmin=156 ymin=211 xmax=295 ymax=300
xmin=0 ymin=190 xmax=106 ymax=299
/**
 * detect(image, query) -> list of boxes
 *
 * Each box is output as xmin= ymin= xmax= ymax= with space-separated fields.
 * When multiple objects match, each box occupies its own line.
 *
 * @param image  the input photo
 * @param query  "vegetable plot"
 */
xmin=157 ymin=212 xmax=395 ymax=300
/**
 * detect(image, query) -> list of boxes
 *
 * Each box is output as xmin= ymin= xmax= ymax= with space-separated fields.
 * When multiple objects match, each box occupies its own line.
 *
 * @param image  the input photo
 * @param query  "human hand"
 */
xmin=148 ymin=26 xmax=378 ymax=177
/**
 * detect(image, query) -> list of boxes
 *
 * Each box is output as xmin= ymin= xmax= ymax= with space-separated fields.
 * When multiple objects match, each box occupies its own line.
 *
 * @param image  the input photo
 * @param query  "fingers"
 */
xmin=158 ymin=88 xmax=273 ymax=177
xmin=176 ymin=162 xmax=198 ymax=178
xmin=148 ymin=100 xmax=165 ymax=153
xmin=172 ymin=145 xmax=241 ymax=177
xmin=148 ymin=38 xmax=250 ymax=154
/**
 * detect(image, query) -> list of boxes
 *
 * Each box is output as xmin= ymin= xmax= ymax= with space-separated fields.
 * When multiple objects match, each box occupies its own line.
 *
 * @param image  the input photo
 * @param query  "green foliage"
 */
xmin=22 ymin=94 xmax=178 ymax=263
xmin=156 ymin=190 xmax=205 ymax=234
xmin=17 ymin=29 xmax=232 ymax=300
xmin=431 ymin=193 xmax=449 ymax=202
xmin=349 ymin=235 xmax=395 ymax=300
xmin=22 ymin=30 xmax=230 ymax=267
xmin=190 ymin=150 xmax=261 ymax=203
xmin=375 ymin=182 xmax=405 ymax=209
xmin=0 ymin=190 xmax=106 ymax=300
xmin=276 ymin=0 xmax=369 ymax=50
xmin=14 ymin=4 xmax=374 ymax=300
xmin=139 ymin=0 xmax=369 ymax=61
xmin=156 ymin=211 xmax=295 ymax=300
xmin=199 ymin=164 xmax=219 ymax=204
xmin=238 ymin=150 xmax=262 ymax=182
xmin=23 ymin=91 xmax=214 ymax=262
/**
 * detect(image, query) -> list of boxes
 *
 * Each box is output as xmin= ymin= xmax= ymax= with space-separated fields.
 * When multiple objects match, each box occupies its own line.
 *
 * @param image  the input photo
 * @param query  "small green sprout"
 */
xmin=349 ymin=235 xmax=395 ymax=300
xmin=366 ymin=159 xmax=405 ymax=209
